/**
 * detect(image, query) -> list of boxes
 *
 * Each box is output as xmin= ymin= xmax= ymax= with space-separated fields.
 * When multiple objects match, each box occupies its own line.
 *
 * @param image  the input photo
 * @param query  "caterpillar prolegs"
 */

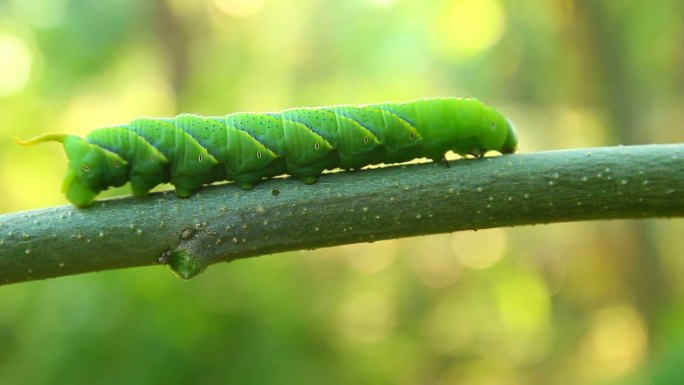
xmin=17 ymin=97 xmax=518 ymax=207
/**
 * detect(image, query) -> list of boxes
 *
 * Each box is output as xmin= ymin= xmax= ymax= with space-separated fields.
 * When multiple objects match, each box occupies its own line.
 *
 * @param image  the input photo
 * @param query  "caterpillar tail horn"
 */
xmin=18 ymin=133 xmax=129 ymax=208
xmin=15 ymin=133 xmax=70 ymax=146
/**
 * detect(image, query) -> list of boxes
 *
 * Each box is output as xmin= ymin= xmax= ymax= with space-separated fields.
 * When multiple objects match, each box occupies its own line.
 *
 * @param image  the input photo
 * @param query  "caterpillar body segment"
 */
xmin=17 ymin=97 xmax=518 ymax=207
xmin=85 ymin=126 xmax=169 ymax=198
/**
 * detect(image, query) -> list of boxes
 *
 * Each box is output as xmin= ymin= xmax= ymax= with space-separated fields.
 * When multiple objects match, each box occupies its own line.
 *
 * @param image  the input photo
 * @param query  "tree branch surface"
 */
xmin=1 ymin=144 xmax=683 ymax=285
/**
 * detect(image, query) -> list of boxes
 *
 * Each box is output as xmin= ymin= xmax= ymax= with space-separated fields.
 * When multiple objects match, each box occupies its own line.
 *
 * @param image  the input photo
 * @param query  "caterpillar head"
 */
xmin=16 ymin=134 xmax=128 ymax=207
xmin=481 ymin=107 xmax=518 ymax=154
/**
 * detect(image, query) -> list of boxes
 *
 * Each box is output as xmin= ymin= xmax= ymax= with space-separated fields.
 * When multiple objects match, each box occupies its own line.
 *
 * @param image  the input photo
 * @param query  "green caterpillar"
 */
xmin=17 ymin=97 xmax=518 ymax=207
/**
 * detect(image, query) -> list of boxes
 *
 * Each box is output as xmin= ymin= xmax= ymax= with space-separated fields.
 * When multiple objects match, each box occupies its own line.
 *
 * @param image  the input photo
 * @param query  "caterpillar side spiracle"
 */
xmin=17 ymin=97 xmax=518 ymax=207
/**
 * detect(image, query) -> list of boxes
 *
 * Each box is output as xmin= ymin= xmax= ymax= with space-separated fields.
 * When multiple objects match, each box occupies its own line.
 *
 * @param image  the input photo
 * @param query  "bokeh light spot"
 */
xmin=490 ymin=268 xmax=553 ymax=364
xmin=338 ymin=291 xmax=395 ymax=344
xmin=411 ymin=236 xmax=462 ymax=288
xmin=433 ymin=0 xmax=505 ymax=61
xmin=451 ymin=228 xmax=507 ymax=269
xmin=342 ymin=241 xmax=396 ymax=274
xmin=579 ymin=305 xmax=647 ymax=379
xmin=11 ymin=0 xmax=68 ymax=28
xmin=0 ymin=33 xmax=33 ymax=97
xmin=495 ymin=269 xmax=550 ymax=334
xmin=421 ymin=299 xmax=475 ymax=354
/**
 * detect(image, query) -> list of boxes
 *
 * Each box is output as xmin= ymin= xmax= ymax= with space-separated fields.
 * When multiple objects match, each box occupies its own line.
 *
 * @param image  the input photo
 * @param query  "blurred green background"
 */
xmin=1 ymin=0 xmax=684 ymax=384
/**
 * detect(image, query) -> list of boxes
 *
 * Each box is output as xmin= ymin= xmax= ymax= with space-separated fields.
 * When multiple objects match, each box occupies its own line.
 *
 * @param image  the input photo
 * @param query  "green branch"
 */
xmin=1 ymin=144 xmax=683 ymax=285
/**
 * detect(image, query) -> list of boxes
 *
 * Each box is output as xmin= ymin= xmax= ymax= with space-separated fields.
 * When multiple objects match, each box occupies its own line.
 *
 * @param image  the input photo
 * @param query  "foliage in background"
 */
xmin=0 ymin=0 xmax=683 ymax=384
